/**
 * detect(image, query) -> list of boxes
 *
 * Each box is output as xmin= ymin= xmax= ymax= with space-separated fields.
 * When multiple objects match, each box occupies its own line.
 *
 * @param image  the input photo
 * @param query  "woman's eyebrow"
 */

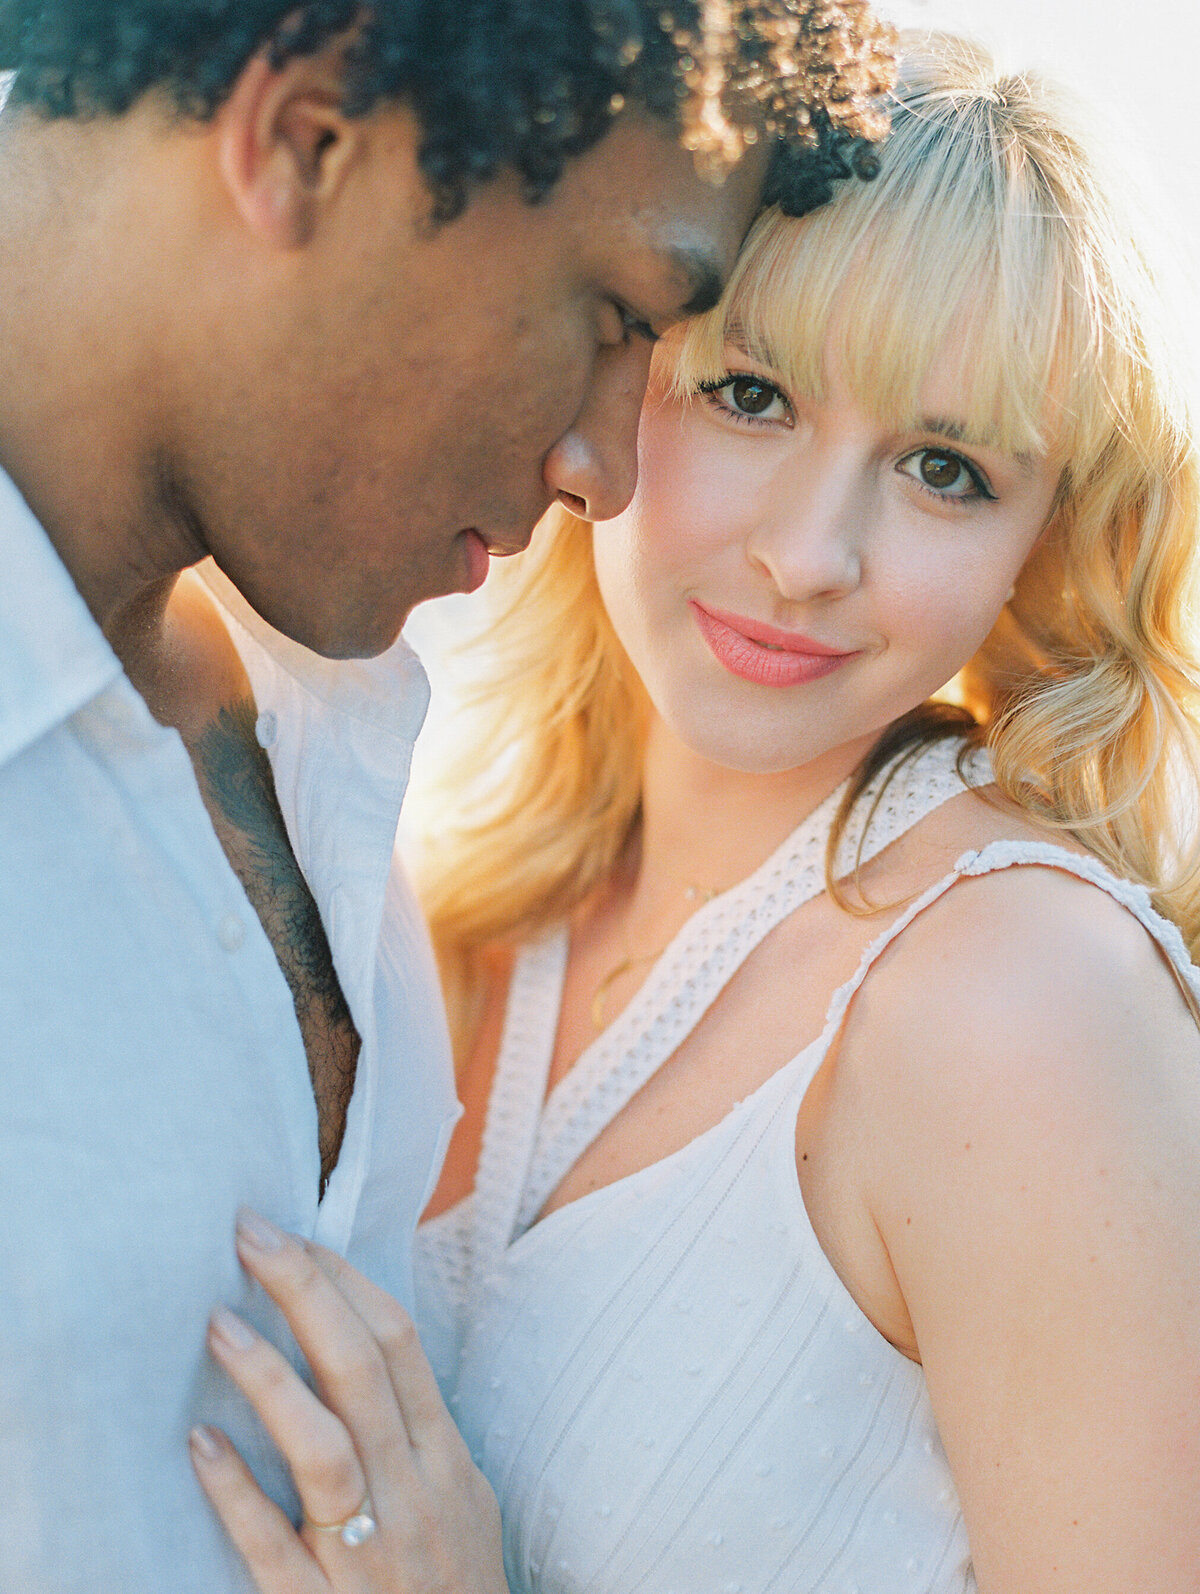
xmin=919 ymin=414 xmax=1036 ymax=471
xmin=721 ymin=325 xmax=780 ymax=366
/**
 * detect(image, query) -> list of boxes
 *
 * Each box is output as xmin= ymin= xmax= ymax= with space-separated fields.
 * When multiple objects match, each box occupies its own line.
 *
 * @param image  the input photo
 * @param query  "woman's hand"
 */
xmin=189 ymin=1210 xmax=508 ymax=1594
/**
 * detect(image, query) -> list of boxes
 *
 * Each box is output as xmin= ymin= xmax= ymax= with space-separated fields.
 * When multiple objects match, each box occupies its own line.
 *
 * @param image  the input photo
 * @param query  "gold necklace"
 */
xmin=590 ymin=882 xmax=722 ymax=1032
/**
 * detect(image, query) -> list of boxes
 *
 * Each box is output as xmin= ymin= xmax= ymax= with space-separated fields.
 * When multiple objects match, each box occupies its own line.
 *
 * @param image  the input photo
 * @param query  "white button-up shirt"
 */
xmin=0 ymin=470 xmax=459 ymax=1592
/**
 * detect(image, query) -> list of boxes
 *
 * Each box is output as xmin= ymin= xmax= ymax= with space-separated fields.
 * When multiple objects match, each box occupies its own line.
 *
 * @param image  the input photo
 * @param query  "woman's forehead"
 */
xmin=670 ymin=254 xmax=1071 ymax=464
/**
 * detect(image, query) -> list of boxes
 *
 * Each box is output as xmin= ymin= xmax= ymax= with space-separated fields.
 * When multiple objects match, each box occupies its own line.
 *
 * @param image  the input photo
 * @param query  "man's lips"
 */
xmin=459 ymin=529 xmax=491 ymax=593
xmin=456 ymin=525 xmax=534 ymax=592
xmin=689 ymin=601 xmax=860 ymax=688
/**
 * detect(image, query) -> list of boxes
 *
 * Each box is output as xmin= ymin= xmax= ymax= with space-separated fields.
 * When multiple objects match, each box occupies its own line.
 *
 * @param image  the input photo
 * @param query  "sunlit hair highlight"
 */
xmin=415 ymin=32 xmax=1200 ymax=1057
xmin=669 ymin=34 xmax=1177 ymax=469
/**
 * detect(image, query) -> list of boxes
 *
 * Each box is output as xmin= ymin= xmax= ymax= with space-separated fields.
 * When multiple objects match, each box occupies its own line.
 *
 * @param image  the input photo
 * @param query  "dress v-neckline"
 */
xmin=469 ymin=741 xmax=987 ymax=1265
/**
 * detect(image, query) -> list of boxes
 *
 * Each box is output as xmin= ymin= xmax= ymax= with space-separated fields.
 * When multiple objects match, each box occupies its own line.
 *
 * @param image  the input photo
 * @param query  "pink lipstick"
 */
xmin=690 ymin=601 xmax=858 ymax=688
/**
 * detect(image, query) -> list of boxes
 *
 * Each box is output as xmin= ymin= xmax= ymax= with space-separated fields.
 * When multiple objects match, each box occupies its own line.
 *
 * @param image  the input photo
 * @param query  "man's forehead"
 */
xmin=668 ymin=247 xmax=727 ymax=317
xmin=635 ymin=242 xmax=726 ymax=318
xmin=581 ymin=124 xmax=770 ymax=299
xmin=578 ymin=109 xmax=768 ymax=218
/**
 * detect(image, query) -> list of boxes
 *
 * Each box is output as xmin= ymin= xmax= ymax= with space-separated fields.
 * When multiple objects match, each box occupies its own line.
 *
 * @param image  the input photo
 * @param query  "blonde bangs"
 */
xmin=670 ymin=36 xmax=1154 ymax=476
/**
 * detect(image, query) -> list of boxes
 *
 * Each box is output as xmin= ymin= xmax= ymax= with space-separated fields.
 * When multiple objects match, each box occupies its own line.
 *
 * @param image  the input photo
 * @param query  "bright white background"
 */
xmin=886 ymin=0 xmax=1199 ymax=227
xmin=882 ymin=0 xmax=1199 ymax=339
xmin=405 ymin=0 xmax=1200 ymax=761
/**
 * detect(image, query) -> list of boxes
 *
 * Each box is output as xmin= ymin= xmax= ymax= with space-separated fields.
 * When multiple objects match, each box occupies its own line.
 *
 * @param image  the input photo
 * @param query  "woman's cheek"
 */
xmin=882 ymin=557 xmax=994 ymax=680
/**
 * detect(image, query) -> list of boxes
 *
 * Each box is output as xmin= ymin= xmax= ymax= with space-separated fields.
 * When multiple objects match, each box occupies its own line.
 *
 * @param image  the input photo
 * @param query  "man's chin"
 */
xmin=306 ymin=611 xmax=414 ymax=661
xmin=236 ymin=592 xmax=411 ymax=661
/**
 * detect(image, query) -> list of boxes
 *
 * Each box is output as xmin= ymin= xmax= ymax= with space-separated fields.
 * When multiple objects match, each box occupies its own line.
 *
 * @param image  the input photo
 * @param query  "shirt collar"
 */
xmin=0 ymin=469 xmax=122 ymax=768
xmin=0 ymin=457 xmax=431 ymax=763
xmin=196 ymin=561 xmax=430 ymax=747
xmin=196 ymin=558 xmax=432 ymax=1058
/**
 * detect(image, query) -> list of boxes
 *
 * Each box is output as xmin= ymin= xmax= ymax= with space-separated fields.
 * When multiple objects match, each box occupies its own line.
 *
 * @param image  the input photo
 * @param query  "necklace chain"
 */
xmin=589 ymin=882 xmax=722 ymax=1031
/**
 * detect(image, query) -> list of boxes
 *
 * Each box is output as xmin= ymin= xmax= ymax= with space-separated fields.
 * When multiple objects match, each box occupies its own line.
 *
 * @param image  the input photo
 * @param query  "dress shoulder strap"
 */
xmin=469 ymin=928 xmax=569 ymax=1271
xmin=819 ymin=838 xmax=1200 ymax=1050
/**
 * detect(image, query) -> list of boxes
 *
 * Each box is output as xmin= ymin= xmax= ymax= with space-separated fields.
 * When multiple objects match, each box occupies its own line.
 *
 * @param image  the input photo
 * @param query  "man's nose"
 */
xmin=542 ymin=338 xmax=654 ymax=522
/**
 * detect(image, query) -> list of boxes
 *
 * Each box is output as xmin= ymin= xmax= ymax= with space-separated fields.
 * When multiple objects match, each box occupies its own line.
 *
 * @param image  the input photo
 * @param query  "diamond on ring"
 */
xmin=304 ymin=1494 xmax=378 ymax=1548
xmin=339 ymin=1511 xmax=377 ymax=1548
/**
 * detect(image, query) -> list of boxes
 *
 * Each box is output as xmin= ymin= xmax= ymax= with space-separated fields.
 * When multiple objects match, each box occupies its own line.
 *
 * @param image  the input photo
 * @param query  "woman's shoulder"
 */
xmin=869 ymin=773 xmax=1085 ymax=875
xmin=840 ymin=776 xmax=1200 ymax=1109
xmin=801 ymin=767 xmax=1200 ymax=1381
xmin=830 ymin=783 xmax=1200 ymax=1299
xmin=883 ymin=847 xmax=1184 ymax=1020
xmin=861 ymin=772 xmax=1145 ymax=933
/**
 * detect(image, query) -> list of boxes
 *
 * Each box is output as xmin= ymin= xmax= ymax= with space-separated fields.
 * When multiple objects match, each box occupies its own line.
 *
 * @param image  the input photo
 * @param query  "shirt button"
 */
xmin=217 ymin=913 xmax=246 ymax=952
xmin=255 ymin=710 xmax=278 ymax=749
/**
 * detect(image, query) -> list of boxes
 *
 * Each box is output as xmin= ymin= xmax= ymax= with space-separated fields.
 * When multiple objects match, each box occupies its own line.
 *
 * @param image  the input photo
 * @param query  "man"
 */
xmin=0 ymin=3 xmax=894 ymax=1589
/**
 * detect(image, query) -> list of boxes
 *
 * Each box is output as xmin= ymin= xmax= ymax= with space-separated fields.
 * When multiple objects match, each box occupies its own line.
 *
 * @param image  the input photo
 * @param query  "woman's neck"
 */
xmin=624 ymin=714 xmax=879 ymax=925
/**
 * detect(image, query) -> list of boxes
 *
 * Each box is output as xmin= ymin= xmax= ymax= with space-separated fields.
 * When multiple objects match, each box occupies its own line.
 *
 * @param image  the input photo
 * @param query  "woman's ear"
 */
xmin=213 ymin=42 xmax=363 ymax=249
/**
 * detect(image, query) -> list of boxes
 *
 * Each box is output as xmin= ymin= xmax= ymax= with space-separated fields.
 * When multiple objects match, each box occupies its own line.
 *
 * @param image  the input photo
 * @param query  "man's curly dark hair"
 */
xmin=0 ymin=1 xmax=896 ymax=220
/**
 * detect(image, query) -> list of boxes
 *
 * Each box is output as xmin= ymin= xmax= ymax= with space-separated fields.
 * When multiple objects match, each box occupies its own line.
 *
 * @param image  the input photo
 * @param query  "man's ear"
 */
xmin=214 ymin=45 xmax=362 ymax=248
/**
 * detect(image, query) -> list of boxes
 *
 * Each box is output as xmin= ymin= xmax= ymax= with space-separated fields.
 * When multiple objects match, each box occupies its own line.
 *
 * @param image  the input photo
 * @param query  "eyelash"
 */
xmin=696 ymin=371 xmax=790 ymax=427
xmin=616 ymin=304 xmax=660 ymax=345
xmin=697 ymin=372 xmax=998 ymax=502
xmin=897 ymin=448 xmax=997 ymax=504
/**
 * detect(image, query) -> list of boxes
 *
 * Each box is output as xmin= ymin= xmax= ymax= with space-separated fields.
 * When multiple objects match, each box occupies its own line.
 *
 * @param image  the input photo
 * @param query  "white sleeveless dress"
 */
xmin=412 ymin=740 xmax=1200 ymax=1594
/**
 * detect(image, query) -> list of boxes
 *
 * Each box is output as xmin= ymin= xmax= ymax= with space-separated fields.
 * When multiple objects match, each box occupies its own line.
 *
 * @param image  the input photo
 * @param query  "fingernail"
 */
xmin=210 ymin=1305 xmax=257 ymax=1353
xmin=236 ymin=1208 xmax=286 ymax=1254
xmin=189 ymin=1424 xmax=227 ymax=1463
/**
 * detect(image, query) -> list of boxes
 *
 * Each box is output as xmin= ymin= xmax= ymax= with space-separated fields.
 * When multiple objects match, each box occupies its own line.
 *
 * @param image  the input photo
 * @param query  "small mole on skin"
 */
xmin=802 ymin=1153 xmax=808 ymax=1162
xmin=906 ymin=1217 xmax=912 ymax=1225
xmin=964 ymin=1142 xmax=972 ymax=1150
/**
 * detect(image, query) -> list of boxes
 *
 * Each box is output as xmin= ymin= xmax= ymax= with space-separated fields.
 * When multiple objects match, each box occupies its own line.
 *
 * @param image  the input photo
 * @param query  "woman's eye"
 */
xmin=897 ymin=447 xmax=994 ymax=501
xmin=699 ymin=373 xmax=791 ymax=425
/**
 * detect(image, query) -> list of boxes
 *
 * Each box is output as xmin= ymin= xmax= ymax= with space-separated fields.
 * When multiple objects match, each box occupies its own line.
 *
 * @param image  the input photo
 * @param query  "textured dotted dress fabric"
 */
xmin=413 ymin=742 xmax=1200 ymax=1594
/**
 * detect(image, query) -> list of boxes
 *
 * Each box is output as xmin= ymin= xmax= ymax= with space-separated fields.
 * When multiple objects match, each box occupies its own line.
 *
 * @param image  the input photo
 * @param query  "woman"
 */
xmin=192 ymin=34 xmax=1200 ymax=1594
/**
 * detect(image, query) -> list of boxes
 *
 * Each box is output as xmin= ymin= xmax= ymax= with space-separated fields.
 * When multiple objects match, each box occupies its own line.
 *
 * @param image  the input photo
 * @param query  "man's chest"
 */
xmin=189 ymin=695 xmax=359 ymax=1193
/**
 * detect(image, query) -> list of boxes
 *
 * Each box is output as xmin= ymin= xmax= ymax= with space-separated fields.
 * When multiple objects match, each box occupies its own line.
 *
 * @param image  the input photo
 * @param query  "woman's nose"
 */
xmin=542 ymin=338 xmax=654 ymax=522
xmin=745 ymin=459 xmax=866 ymax=601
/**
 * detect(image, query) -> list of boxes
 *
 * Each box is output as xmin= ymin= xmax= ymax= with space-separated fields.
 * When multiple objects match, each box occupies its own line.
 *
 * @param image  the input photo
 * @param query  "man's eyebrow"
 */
xmin=669 ymin=247 xmax=727 ymax=317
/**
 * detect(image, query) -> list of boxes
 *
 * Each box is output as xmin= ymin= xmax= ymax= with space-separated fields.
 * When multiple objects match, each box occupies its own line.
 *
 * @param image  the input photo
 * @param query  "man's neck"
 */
xmin=0 ymin=103 xmax=203 ymax=652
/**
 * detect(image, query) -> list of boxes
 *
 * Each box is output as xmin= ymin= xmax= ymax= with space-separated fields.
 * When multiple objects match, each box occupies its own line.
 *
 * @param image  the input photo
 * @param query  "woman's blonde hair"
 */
xmin=414 ymin=32 xmax=1200 ymax=1055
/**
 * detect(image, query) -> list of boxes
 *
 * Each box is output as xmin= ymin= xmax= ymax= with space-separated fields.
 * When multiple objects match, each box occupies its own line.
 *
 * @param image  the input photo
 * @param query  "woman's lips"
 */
xmin=690 ymin=601 xmax=859 ymax=688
